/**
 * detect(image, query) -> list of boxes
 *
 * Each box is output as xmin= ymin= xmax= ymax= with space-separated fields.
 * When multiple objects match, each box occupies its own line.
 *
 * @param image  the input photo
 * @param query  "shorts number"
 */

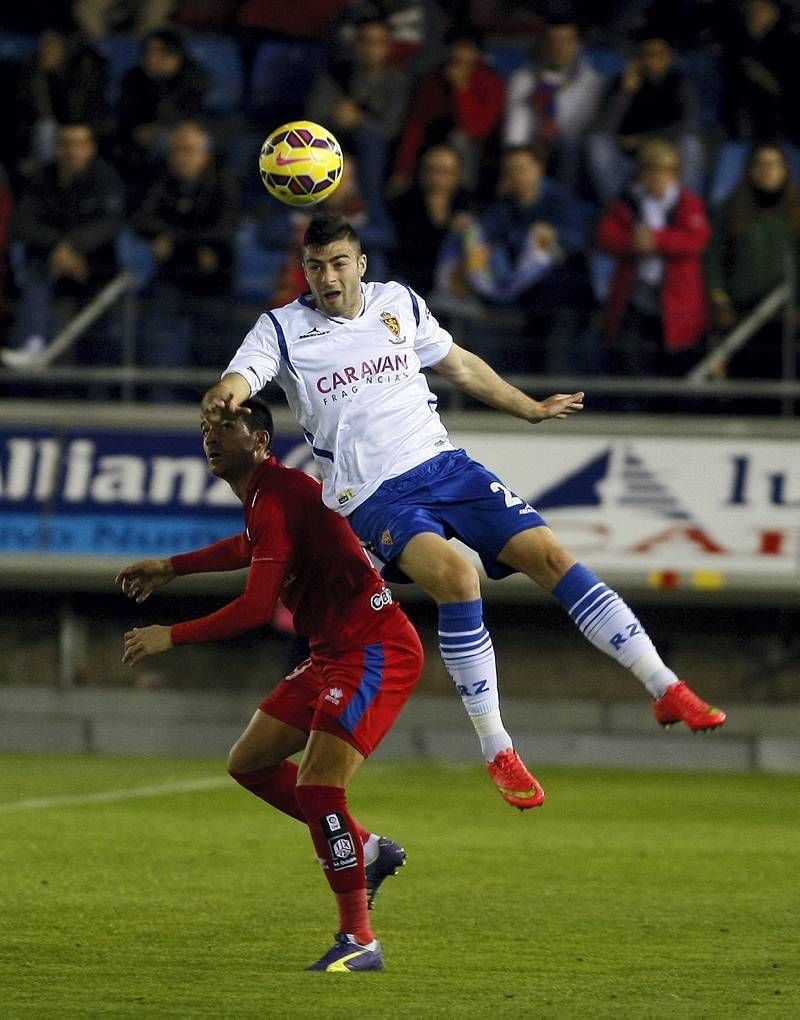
xmin=490 ymin=481 xmax=524 ymax=509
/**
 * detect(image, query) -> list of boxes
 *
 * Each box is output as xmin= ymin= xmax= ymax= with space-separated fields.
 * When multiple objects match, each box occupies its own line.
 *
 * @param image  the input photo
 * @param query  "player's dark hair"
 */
xmin=241 ymin=397 xmax=274 ymax=451
xmin=303 ymin=213 xmax=362 ymax=253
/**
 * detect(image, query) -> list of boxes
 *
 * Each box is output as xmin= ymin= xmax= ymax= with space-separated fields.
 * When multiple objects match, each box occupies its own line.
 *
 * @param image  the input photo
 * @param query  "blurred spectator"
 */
xmin=116 ymin=28 xmax=209 ymax=210
xmin=436 ymin=144 xmax=592 ymax=372
xmin=705 ymin=143 xmax=800 ymax=379
xmin=134 ymin=121 xmax=238 ymax=400
xmin=586 ymin=27 xmax=704 ymax=204
xmin=717 ymin=0 xmax=800 ymax=146
xmin=331 ymin=1 xmax=449 ymax=75
xmin=14 ymin=30 xmax=110 ymax=184
xmin=503 ymin=16 xmax=605 ymax=191
xmin=306 ymin=16 xmax=410 ymax=224
xmin=73 ymin=0 xmax=177 ymax=37
xmin=596 ymin=139 xmax=710 ymax=379
xmin=389 ymin=143 xmax=473 ymax=295
xmin=7 ymin=123 xmax=123 ymax=381
xmin=389 ymin=26 xmax=506 ymax=195
xmin=256 ymin=153 xmax=393 ymax=306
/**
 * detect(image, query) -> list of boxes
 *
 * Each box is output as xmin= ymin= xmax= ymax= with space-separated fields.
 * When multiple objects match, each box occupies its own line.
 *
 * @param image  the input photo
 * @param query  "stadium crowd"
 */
xmin=1 ymin=0 xmax=800 ymax=399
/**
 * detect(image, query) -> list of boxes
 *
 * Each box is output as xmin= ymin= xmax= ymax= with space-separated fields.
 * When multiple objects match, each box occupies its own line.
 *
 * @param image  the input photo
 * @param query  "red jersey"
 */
xmin=170 ymin=457 xmax=402 ymax=654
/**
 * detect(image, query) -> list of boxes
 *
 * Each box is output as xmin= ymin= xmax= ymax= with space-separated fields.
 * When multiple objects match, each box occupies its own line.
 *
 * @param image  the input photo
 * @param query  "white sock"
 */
xmin=554 ymin=564 xmax=679 ymax=698
xmin=439 ymin=599 xmax=512 ymax=762
xmin=363 ymin=833 xmax=380 ymax=866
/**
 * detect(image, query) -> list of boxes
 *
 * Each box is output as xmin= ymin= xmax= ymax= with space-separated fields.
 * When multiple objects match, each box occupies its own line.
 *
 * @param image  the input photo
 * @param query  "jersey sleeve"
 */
xmin=170 ymin=558 xmax=287 ymax=645
xmin=171 ymin=494 xmax=292 ymax=646
xmin=223 ymin=313 xmax=282 ymax=395
xmin=405 ymin=286 xmax=454 ymax=367
xmin=170 ymin=534 xmax=251 ymax=575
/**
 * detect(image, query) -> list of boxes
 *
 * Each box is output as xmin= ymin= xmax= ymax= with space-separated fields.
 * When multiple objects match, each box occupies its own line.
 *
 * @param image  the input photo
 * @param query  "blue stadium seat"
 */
xmin=677 ymin=49 xmax=722 ymax=130
xmin=234 ymin=223 xmax=284 ymax=304
xmin=187 ymin=35 xmax=243 ymax=116
xmin=229 ymin=130 xmax=266 ymax=210
xmin=0 ymin=33 xmax=37 ymax=62
xmin=707 ymin=142 xmax=749 ymax=207
xmin=584 ymin=47 xmax=625 ymax=78
xmin=95 ymin=34 xmax=140 ymax=107
xmin=486 ymin=46 xmax=528 ymax=80
xmin=249 ymin=39 xmax=326 ymax=117
xmin=588 ymin=251 xmax=617 ymax=304
xmin=117 ymin=229 xmax=156 ymax=289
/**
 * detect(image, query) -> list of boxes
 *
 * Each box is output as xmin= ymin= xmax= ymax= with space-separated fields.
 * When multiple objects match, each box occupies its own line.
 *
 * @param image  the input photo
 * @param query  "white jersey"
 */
xmin=224 ymin=281 xmax=455 ymax=514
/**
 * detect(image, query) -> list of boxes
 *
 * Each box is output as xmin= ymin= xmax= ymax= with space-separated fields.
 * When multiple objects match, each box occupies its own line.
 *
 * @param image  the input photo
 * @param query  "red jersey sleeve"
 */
xmin=171 ymin=491 xmax=293 ymax=646
xmin=170 ymin=534 xmax=250 ymax=575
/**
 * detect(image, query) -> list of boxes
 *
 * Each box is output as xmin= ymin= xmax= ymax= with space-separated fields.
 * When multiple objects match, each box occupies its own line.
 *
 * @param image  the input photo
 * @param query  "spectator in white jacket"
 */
xmin=503 ymin=16 xmax=604 ymax=191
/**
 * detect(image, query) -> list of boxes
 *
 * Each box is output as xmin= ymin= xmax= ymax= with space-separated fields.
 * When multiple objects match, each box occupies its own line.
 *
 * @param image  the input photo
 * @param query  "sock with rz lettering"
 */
xmin=553 ymin=563 xmax=678 ymax=698
xmin=438 ymin=599 xmax=514 ymax=762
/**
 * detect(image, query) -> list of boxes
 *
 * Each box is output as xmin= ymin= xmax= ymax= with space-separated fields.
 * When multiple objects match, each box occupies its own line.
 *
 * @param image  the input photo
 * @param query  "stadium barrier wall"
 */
xmin=1 ymin=686 xmax=798 ymax=773
xmin=1 ymin=402 xmax=799 ymax=601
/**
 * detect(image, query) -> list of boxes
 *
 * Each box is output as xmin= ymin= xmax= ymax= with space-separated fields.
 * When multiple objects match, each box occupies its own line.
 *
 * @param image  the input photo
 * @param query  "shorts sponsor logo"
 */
xmin=329 ymin=833 xmax=358 ymax=870
xmin=370 ymin=588 xmax=393 ymax=611
xmin=381 ymin=528 xmax=393 ymax=546
xmin=325 ymin=686 xmax=344 ymax=705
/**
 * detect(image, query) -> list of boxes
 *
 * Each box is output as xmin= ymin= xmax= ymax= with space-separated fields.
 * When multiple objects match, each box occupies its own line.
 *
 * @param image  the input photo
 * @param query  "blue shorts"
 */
xmin=349 ymin=449 xmax=547 ymax=583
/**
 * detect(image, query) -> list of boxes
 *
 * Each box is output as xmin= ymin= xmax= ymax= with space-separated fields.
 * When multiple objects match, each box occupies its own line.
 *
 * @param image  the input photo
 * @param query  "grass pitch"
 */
xmin=2 ymin=755 xmax=799 ymax=1018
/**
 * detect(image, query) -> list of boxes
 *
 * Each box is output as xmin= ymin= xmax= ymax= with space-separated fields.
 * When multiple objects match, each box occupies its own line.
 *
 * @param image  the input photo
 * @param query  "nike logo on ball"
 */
xmin=276 ymin=154 xmax=306 ymax=166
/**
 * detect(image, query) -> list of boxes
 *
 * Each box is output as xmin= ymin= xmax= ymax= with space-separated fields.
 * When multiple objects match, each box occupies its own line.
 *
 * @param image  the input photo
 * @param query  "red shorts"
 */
xmin=258 ymin=615 xmax=423 ymax=758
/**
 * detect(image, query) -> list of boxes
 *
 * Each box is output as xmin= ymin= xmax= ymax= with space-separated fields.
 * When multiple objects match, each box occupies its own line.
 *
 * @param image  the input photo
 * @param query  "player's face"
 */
xmin=201 ymin=417 xmax=259 ymax=478
xmin=303 ymin=240 xmax=367 ymax=319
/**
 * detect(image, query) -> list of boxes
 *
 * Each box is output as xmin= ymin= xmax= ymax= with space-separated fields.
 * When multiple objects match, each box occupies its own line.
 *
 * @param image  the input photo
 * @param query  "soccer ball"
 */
xmin=259 ymin=120 xmax=344 ymax=207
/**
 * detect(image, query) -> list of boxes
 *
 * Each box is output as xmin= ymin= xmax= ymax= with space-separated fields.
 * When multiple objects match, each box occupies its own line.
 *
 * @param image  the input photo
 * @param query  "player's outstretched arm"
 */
xmin=122 ymin=626 xmax=172 ymax=666
xmin=432 ymin=343 xmax=584 ymax=423
xmin=200 ymin=373 xmax=252 ymax=422
xmin=116 ymin=559 xmax=176 ymax=603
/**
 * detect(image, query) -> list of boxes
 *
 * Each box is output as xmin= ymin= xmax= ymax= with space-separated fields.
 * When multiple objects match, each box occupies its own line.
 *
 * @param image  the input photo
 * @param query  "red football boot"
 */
xmin=653 ymin=681 xmax=727 ymax=732
xmin=487 ymin=749 xmax=545 ymax=810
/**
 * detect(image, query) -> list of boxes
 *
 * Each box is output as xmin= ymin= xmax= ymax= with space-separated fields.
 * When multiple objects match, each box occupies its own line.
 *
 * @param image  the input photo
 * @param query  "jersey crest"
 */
xmin=380 ymin=310 xmax=403 ymax=342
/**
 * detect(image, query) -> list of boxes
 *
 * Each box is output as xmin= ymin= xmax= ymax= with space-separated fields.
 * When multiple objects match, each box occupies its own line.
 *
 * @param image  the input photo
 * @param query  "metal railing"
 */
xmin=0 ymin=267 xmax=797 ymax=415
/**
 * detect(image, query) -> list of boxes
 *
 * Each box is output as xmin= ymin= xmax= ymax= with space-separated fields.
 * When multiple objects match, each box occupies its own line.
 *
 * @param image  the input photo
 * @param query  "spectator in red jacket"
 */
xmin=389 ymin=26 xmax=505 ymax=195
xmin=596 ymin=138 xmax=710 ymax=380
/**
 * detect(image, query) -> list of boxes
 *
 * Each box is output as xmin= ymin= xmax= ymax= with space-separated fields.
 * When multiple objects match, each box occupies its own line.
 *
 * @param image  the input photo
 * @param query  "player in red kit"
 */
xmin=116 ymin=397 xmax=423 ymax=972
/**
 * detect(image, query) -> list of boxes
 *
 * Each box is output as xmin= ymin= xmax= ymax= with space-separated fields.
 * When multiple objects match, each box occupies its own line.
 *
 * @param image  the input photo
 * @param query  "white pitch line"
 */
xmin=0 ymin=776 xmax=230 ymax=814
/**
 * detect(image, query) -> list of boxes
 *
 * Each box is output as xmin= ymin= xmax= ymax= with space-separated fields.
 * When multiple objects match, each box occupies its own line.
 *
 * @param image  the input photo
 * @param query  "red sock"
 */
xmin=230 ymin=763 xmax=372 ymax=846
xmin=295 ymin=784 xmax=375 ymax=946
